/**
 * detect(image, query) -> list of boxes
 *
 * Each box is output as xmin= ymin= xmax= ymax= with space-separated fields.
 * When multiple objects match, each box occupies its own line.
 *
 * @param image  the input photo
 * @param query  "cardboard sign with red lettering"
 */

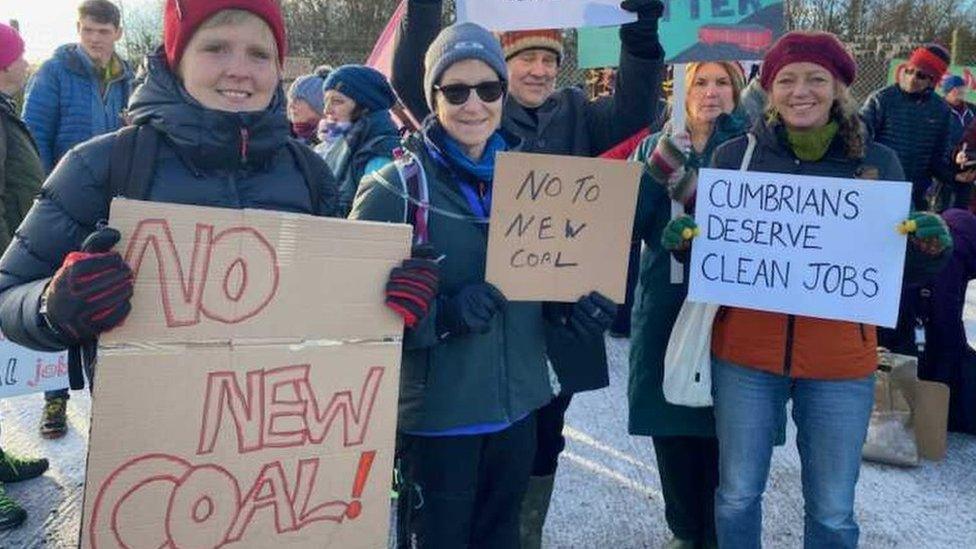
xmin=81 ymin=199 xmax=411 ymax=549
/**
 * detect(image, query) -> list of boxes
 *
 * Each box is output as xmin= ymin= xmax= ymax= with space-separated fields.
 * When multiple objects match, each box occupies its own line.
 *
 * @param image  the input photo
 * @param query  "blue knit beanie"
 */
xmin=942 ymin=74 xmax=966 ymax=95
xmin=323 ymin=65 xmax=397 ymax=113
xmin=288 ymin=73 xmax=326 ymax=115
xmin=424 ymin=22 xmax=508 ymax=111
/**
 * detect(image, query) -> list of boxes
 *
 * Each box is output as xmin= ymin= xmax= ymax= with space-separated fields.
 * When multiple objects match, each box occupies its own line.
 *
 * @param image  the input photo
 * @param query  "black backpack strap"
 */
xmin=288 ymin=141 xmax=340 ymax=217
xmin=108 ymin=124 xmax=159 ymax=201
xmin=108 ymin=125 xmax=139 ymax=202
xmin=76 ymin=125 xmax=159 ymax=390
xmin=287 ymin=141 xmax=322 ymax=215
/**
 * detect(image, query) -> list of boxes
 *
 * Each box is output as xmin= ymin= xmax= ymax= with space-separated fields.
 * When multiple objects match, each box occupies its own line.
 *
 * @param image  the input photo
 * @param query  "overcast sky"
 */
xmin=7 ymin=0 xmax=155 ymax=63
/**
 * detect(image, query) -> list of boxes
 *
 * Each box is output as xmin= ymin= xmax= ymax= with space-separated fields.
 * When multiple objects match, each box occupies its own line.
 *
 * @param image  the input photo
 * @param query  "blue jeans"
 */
xmin=712 ymin=358 xmax=874 ymax=549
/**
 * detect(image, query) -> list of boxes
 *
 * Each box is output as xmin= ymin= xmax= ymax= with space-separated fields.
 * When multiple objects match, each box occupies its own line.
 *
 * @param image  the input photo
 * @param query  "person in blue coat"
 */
xmin=22 ymin=0 xmax=132 ymax=174
xmin=20 ymin=0 xmax=133 ymax=435
xmin=315 ymin=65 xmax=401 ymax=217
xmin=0 ymin=1 xmax=347 ymax=386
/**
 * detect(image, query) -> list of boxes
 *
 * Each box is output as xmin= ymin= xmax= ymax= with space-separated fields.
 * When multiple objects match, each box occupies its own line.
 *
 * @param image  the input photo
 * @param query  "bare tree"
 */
xmin=282 ymin=0 xmax=400 ymax=65
xmin=118 ymin=0 xmax=164 ymax=65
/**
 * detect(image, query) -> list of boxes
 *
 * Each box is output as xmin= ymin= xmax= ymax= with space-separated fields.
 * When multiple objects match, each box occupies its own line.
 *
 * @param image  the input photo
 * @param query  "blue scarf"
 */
xmin=317 ymin=119 xmax=352 ymax=154
xmin=427 ymin=123 xmax=508 ymax=219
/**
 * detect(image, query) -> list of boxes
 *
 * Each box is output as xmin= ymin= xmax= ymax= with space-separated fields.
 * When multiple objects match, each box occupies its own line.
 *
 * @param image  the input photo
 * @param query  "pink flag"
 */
xmin=366 ymin=0 xmax=419 ymax=131
xmin=366 ymin=0 xmax=406 ymax=79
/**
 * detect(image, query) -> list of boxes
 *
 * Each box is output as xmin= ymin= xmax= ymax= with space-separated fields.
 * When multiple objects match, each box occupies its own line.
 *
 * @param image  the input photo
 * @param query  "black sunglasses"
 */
xmin=434 ymin=81 xmax=505 ymax=105
xmin=904 ymin=67 xmax=933 ymax=82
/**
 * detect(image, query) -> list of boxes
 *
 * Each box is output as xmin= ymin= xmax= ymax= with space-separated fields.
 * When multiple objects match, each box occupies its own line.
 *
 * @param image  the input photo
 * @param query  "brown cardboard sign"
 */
xmin=102 ymin=199 xmax=410 ymax=344
xmin=485 ymin=152 xmax=642 ymax=302
xmin=81 ymin=199 xmax=411 ymax=548
xmin=82 ymin=344 xmax=400 ymax=549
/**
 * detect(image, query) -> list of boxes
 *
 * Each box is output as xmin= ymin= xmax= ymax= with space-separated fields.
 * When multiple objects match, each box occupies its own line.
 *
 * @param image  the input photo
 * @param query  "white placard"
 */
xmin=456 ymin=0 xmax=636 ymax=32
xmin=0 ymin=338 xmax=69 ymax=399
xmin=688 ymin=168 xmax=912 ymax=328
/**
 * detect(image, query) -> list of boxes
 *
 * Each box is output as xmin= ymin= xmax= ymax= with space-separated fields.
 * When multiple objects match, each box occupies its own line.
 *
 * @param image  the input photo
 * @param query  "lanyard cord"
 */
xmin=370 ymin=169 xmax=491 ymax=225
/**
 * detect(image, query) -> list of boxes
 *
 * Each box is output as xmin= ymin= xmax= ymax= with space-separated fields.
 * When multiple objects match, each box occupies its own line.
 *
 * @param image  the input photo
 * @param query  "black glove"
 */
xmin=42 ymin=227 xmax=133 ymax=343
xmin=385 ymin=244 xmax=440 ymax=328
xmin=619 ymin=0 xmax=665 ymax=59
xmin=437 ymin=283 xmax=507 ymax=337
xmin=568 ymin=292 xmax=618 ymax=338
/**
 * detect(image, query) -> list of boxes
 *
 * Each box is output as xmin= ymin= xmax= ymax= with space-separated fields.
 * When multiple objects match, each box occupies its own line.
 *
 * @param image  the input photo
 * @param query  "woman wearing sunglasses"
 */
xmin=350 ymin=22 xmax=614 ymax=547
xmin=316 ymin=65 xmax=401 ymax=216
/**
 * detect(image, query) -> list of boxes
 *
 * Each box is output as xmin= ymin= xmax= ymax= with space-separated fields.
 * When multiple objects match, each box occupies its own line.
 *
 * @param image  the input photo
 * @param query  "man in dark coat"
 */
xmin=389 ymin=1 xmax=665 ymax=546
xmin=861 ymin=43 xmax=956 ymax=211
xmin=0 ymin=22 xmax=52 ymax=531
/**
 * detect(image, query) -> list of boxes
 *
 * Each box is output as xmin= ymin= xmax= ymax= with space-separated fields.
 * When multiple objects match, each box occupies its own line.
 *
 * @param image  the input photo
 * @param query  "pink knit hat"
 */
xmin=0 ymin=23 xmax=25 ymax=71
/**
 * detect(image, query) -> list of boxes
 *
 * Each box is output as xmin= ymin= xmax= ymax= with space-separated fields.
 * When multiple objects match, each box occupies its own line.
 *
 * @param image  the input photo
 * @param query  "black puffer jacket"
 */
xmin=860 ymin=84 xmax=954 ymax=192
xmin=0 ymin=52 xmax=337 ymax=352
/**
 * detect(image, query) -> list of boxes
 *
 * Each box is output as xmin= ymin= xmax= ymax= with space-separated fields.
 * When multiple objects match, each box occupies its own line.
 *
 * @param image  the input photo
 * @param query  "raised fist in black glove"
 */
xmin=568 ymin=291 xmax=618 ymax=338
xmin=41 ymin=227 xmax=133 ymax=343
xmin=437 ymin=283 xmax=507 ymax=337
xmin=621 ymin=0 xmax=665 ymax=19
xmin=385 ymin=244 xmax=440 ymax=328
xmin=619 ymin=0 xmax=665 ymax=59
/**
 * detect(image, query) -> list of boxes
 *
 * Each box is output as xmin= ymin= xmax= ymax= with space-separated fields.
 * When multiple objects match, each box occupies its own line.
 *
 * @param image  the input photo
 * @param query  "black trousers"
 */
xmin=397 ymin=415 xmax=536 ymax=549
xmin=531 ymin=393 xmax=572 ymax=476
xmin=652 ymin=436 xmax=719 ymax=544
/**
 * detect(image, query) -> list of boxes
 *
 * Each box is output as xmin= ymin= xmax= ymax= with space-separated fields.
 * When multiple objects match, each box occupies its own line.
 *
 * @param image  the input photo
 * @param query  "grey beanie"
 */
xmin=424 ymin=22 xmax=508 ymax=111
xmin=288 ymin=73 xmax=326 ymax=115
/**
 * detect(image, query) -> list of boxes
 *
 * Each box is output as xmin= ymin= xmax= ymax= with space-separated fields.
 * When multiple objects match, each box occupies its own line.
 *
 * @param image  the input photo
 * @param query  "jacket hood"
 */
xmin=55 ymin=43 xmax=132 ymax=80
xmin=127 ymin=51 xmax=290 ymax=172
xmin=348 ymin=109 xmax=400 ymax=150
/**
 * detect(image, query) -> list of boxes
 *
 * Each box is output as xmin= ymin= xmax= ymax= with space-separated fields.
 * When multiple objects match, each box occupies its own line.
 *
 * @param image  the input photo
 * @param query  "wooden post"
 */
xmin=952 ymin=28 xmax=962 ymax=67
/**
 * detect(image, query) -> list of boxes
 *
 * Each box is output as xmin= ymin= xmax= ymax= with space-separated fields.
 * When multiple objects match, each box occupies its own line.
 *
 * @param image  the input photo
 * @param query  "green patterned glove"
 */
xmin=661 ymin=215 xmax=699 ymax=251
xmin=905 ymin=211 xmax=953 ymax=256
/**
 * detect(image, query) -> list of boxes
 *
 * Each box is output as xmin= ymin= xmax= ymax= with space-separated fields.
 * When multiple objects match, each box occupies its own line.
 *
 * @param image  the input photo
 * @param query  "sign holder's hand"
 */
xmin=568 ymin=291 xmax=618 ymax=337
xmin=437 ymin=283 xmax=508 ymax=337
xmin=385 ymin=244 xmax=441 ymax=329
xmin=662 ymin=214 xmax=699 ymax=252
xmin=619 ymin=0 xmax=665 ymax=58
xmin=40 ymin=227 xmax=133 ymax=344
xmin=899 ymin=212 xmax=953 ymax=256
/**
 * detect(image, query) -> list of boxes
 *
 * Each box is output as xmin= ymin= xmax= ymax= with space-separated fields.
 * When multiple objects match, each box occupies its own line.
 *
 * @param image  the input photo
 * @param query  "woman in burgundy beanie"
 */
xmin=662 ymin=30 xmax=953 ymax=549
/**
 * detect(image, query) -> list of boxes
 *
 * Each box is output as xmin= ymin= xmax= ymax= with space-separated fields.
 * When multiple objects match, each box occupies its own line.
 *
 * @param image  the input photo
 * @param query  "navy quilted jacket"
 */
xmin=860 ymin=84 xmax=954 ymax=189
xmin=0 ymin=53 xmax=337 ymax=352
xmin=21 ymin=44 xmax=133 ymax=173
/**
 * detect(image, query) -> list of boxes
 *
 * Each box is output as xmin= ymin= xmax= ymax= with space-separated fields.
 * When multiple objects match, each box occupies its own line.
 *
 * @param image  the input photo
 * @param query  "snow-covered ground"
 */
xmin=1 ymin=290 xmax=976 ymax=547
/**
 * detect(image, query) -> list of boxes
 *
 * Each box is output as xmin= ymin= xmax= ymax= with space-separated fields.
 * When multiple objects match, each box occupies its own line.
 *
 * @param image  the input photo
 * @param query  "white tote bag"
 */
xmin=662 ymin=134 xmax=756 ymax=407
